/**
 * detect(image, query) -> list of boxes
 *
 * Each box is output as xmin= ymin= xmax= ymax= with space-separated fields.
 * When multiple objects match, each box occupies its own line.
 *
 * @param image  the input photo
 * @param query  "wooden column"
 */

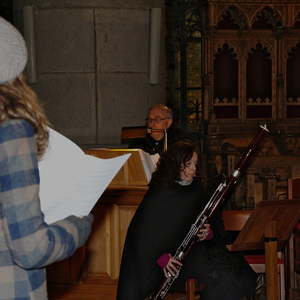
xmin=265 ymin=221 xmax=278 ymax=300
xmin=185 ymin=279 xmax=196 ymax=300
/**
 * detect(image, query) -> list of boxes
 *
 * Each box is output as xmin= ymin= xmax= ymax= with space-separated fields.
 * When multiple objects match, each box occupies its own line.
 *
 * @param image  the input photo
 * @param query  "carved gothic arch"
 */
xmin=216 ymin=5 xmax=249 ymax=30
xmin=213 ymin=41 xmax=242 ymax=60
xmin=283 ymin=40 xmax=300 ymax=61
xmin=250 ymin=6 xmax=283 ymax=29
xmin=293 ymin=10 xmax=300 ymax=28
xmin=246 ymin=40 xmax=275 ymax=56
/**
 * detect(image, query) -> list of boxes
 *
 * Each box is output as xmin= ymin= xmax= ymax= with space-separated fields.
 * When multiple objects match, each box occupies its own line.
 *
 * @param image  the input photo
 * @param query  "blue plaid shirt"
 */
xmin=0 ymin=119 xmax=92 ymax=300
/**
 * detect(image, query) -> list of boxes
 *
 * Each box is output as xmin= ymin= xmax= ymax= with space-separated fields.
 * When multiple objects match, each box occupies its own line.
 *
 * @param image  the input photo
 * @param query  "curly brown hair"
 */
xmin=150 ymin=141 xmax=199 ymax=187
xmin=0 ymin=75 xmax=50 ymax=158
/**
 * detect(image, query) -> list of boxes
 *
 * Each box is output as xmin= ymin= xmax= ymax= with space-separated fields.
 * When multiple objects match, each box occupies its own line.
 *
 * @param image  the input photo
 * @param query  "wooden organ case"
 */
xmin=203 ymin=0 xmax=300 ymax=209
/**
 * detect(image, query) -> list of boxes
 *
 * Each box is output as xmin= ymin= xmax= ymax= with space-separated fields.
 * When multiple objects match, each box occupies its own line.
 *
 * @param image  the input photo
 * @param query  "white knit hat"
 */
xmin=0 ymin=17 xmax=28 ymax=84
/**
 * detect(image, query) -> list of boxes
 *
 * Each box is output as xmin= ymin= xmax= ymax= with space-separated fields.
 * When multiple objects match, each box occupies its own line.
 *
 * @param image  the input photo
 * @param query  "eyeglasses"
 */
xmin=146 ymin=117 xmax=171 ymax=123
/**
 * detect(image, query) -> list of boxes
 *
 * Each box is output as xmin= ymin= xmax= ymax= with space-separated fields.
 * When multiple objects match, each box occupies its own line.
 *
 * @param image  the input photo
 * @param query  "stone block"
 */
xmin=16 ymin=0 xmax=163 ymax=9
xmin=35 ymin=9 xmax=95 ymax=72
xmin=96 ymin=8 xmax=149 ymax=73
xmin=97 ymin=73 xmax=164 ymax=144
xmin=34 ymin=73 xmax=97 ymax=145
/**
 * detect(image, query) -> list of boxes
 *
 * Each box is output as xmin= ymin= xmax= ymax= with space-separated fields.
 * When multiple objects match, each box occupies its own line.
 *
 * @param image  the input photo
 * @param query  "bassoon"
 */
xmin=148 ymin=124 xmax=269 ymax=300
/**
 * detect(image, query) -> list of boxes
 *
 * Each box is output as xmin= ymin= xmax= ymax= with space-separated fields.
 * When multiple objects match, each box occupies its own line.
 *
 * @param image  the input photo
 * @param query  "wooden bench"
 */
xmin=121 ymin=126 xmax=146 ymax=144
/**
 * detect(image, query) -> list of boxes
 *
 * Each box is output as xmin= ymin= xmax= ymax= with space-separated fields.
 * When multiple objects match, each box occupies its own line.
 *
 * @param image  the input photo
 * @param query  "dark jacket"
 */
xmin=128 ymin=125 xmax=193 ymax=155
xmin=116 ymin=179 xmax=257 ymax=300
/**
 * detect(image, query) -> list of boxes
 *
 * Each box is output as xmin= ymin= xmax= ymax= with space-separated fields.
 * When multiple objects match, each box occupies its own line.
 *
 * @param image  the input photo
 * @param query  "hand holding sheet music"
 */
xmin=38 ymin=128 xmax=130 ymax=224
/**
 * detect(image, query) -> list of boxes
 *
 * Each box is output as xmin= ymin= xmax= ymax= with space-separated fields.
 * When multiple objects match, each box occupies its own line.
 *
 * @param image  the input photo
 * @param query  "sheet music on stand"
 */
xmin=85 ymin=148 xmax=159 ymax=186
xmin=138 ymin=151 xmax=159 ymax=182
xmin=38 ymin=128 xmax=130 ymax=224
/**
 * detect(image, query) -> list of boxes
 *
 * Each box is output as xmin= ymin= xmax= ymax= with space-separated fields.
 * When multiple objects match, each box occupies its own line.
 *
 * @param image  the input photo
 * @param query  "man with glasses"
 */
xmin=129 ymin=104 xmax=189 ymax=154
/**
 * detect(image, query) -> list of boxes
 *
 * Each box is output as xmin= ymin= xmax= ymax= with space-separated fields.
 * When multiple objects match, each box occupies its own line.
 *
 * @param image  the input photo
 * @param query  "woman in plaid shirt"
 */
xmin=0 ymin=17 xmax=93 ymax=299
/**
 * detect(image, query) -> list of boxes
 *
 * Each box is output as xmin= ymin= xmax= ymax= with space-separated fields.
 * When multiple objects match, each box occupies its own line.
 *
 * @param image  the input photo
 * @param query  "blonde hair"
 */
xmin=0 ymin=74 xmax=50 ymax=158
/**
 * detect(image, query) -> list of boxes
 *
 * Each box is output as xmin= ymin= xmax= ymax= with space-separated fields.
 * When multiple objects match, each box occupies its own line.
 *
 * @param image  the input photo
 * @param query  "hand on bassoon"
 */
xmin=163 ymin=256 xmax=182 ymax=278
xmin=197 ymin=223 xmax=211 ymax=241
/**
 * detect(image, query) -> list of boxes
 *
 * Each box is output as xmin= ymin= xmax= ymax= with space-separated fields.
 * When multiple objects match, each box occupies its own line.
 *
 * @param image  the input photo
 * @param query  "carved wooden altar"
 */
xmin=203 ymin=0 xmax=300 ymax=209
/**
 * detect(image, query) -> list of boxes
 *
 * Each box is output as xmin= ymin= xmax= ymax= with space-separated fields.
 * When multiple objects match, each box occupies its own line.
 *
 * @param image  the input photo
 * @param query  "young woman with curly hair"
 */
xmin=117 ymin=141 xmax=257 ymax=300
xmin=0 ymin=17 xmax=93 ymax=300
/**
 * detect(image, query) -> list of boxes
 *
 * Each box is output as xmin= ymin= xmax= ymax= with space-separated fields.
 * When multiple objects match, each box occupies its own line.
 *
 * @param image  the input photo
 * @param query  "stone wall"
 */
xmin=14 ymin=0 xmax=166 ymax=146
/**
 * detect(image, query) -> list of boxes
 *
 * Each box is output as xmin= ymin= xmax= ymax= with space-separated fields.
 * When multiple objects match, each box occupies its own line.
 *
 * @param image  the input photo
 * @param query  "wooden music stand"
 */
xmin=85 ymin=148 xmax=152 ymax=188
xmin=231 ymin=200 xmax=300 ymax=300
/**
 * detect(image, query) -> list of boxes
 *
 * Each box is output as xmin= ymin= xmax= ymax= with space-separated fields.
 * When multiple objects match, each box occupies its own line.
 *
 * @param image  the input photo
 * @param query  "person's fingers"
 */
xmin=197 ymin=230 xmax=207 ymax=240
xmin=170 ymin=258 xmax=182 ymax=266
xmin=163 ymin=268 xmax=169 ymax=278
xmin=166 ymin=264 xmax=176 ymax=276
xmin=165 ymin=264 xmax=176 ymax=277
xmin=197 ymin=234 xmax=204 ymax=241
xmin=200 ymin=224 xmax=210 ymax=233
xmin=164 ymin=269 xmax=173 ymax=278
xmin=204 ymin=225 xmax=210 ymax=233
xmin=166 ymin=259 xmax=182 ymax=276
xmin=198 ymin=223 xmax=211 ymax=240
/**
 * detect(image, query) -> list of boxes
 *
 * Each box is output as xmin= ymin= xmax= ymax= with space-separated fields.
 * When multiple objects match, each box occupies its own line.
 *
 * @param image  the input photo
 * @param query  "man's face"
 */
xmin=147 ymin=107 xmax=172 ymax=141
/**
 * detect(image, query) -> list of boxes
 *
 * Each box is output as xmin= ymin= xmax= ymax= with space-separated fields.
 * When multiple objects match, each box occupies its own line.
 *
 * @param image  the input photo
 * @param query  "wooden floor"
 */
xmin=48 ymin=277 xmax=197 ymax=300
xmin=48 ymin=282 xmax=189 ymax=300
xmin=48 ymin=282 xmax=117 ymax=300
xmin=47 ymin=273 xmax=300 ymax=300
xmin=48 ymin=284 xmax=300 ymax=300
xmin=49 ymin=284 xmax=300 ymax=300
xmin=48 ymin=274 xmax=118 ymax=300
xmin=48 ymin=284 xmax=198 ymax=300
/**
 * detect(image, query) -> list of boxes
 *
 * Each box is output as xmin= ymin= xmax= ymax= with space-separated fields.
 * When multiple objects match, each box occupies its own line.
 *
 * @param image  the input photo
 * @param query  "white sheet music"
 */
xmin=38 ymin=128 xmax=130 ymax=224
xmin=138 ymin=151 xmax=159 ymax=182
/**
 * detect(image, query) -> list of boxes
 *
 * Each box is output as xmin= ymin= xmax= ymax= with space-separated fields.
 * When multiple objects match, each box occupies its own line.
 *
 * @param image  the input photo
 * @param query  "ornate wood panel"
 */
xmin=85 ymin=188 xmax=145 ymax=280
xmin=203 ymin=1 xmax=300 ymax=209
xmin=205 ymin=1 xmax=300 ymax=122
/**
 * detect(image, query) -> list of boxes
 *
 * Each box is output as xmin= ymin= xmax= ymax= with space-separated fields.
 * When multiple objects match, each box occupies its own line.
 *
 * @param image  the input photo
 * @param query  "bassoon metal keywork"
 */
xmin=148 ymin=124 xmax=269 ymax=300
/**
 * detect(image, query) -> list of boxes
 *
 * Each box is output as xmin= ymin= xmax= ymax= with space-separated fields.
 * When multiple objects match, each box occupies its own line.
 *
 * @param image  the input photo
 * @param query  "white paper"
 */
xmin=138 ymin=150 xmax=159 ymax=182
xmin=38 ymin=128 xmax=130 ymax=224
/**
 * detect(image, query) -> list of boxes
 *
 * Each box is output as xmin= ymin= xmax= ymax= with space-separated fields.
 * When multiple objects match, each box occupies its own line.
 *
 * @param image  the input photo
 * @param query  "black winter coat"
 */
xmin=116 ymin=180 xmax=257 ymax=300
